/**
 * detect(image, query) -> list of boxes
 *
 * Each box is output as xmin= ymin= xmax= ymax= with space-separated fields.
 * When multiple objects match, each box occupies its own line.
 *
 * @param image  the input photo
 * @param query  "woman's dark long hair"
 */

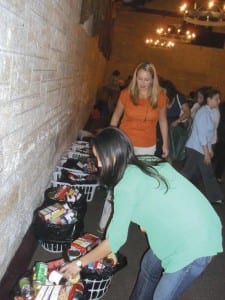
xmin=159 ymin=79 xmax=177 ymax=104
xmin=92 ymin=127 xmax=168 ymax=190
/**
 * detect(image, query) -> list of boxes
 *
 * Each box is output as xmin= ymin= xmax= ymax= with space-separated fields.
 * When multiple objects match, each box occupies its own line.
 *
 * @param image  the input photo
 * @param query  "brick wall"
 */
xmin=106 ymin=9 xmax=225 ymax=97
xmin=0 ymin=0 xmax=106 ymax=279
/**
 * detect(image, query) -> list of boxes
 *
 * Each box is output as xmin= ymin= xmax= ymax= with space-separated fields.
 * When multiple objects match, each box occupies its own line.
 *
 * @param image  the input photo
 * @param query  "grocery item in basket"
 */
xmin=67 ymin=282 xmax=84 ymax=300
xmin=60 ymin=169 xmax=98 ymax=185
xmin=67 ymin=233 xmax=101 ymax=261
xmin=63 ymin=158 xmax=98 ymax=174
xmin=46 ymin=186 xmax=85 ymax=205
xmin=48 ymin=270 xmax=67 ymax=285
xmin=47 ymin=258 xmax=65 ymax=274
xmin=33 ymin=262 xmax=48 ymax=284
xmin=35 ymin=285 xmax=63 ymax=300
xmin=55 ymin=185 xmax=71 ymax=200
xmin=18 ymin=277 xmax=35 ymax=299
xmin=35 ymin=279 xmax=82 ymax=299
xmin=38 ymin=204 xmax=66 ymax=222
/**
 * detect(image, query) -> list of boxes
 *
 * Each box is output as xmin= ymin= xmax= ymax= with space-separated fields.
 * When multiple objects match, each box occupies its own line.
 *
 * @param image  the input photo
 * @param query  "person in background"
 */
xmin=61 ymin=127 xmax=223 ymax=300
xmin=105 ymin=69 xmax=124 ymax=116
xmin=191 ymin=85 xmax=220 ymax=148
xmin=181 ymin=88 xmax=223 ymax=204
xmin=120 ymin=74 xmax=132 ymax=90
xmin=160 ymin=79 xmax=191 ymax=128
xmin=158 ymin=79 xmax=191 ymax=161
xmin=191 ymin=86 xmax=210 ymax=119
xmin=110 ymin=62 xmax=168 ymax=157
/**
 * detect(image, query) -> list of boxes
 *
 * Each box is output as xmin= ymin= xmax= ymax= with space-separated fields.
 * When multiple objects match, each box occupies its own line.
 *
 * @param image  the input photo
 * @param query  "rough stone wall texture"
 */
xmin=0 ymin=0 xmax=106 ymax=279
xmin=106 ymin=9 xmax=225 ymax=97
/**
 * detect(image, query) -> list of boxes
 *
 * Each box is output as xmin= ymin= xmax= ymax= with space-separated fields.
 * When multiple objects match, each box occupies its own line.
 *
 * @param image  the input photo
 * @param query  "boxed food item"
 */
xmin=38 ymin=204 xmax=66 ymax=222
xmin=13 ymin=258 xmax=84 ymax=300
xmin=67 ymin=233 xmax=101 ymax=261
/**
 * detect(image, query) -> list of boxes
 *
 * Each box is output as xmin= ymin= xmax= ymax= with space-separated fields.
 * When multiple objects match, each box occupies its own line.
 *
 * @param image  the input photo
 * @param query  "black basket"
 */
xmin=32 ymin=207 xmax=83 ymax=253
xmin=33 ymin=210 xmax=82 ymax=241
xmin=44 ymin=187 xmax=87 ymax=222
xmin=81 ymin=267 xmax=113 ymax=300
xmin=39 ymin=240 xmax=73 ymax=253
xmin=62 ymin=158 xmax=99 ymax=175
xmin=58 ymin=169 xmax=98 ymax=185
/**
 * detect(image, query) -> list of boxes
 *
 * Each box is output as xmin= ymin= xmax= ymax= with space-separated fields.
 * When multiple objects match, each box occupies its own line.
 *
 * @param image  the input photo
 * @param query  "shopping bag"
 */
xmin=169 ymin=123 xmax=191 ymax=161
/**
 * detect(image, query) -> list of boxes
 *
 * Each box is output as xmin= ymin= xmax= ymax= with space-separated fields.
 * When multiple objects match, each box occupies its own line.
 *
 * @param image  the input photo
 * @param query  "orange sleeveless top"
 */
xmin=119 ymin=89 xmax=167 ymax=147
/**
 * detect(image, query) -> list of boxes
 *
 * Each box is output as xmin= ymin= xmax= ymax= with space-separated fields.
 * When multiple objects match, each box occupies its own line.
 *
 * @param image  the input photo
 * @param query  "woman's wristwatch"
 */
xmin=75 ymin=259 xmax=83 ymax=269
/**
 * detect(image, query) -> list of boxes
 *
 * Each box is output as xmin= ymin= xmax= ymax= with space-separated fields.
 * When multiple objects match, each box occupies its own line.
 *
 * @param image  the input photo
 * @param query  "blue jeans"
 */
xmin=129 ymin=249 xmax=212 ymax=300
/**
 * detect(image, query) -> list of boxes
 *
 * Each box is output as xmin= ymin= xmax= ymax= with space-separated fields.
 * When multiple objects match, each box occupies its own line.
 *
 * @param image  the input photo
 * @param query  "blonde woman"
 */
xmin=110 ymin=63 xmax=168 ymax=157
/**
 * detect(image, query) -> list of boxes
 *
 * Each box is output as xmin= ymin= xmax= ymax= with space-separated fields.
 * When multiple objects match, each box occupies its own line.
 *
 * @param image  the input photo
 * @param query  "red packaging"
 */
xmin=56 ymin=185 xmax=70 ymax=200
xmin=47 ymin=258 xmax=65 ymax=274
xmin=68 ymin=233 xmax=101 ymax=260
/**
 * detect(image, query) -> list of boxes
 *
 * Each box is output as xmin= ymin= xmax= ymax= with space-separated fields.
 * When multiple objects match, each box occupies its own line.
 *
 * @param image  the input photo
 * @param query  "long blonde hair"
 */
xmin=128 ymin=63 xmax=162 ymax=108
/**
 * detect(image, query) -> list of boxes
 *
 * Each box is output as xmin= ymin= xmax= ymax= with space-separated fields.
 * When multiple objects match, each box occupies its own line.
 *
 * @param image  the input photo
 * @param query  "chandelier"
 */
xmin=145 ymin=38 xmax=175 ymax=49
xmin=180 ymin=1 xmax=225 ymax=27
xmin=156 ymin=24 xmax=196 ymax=43
xmin=145 ymin=23 xmax=196 ymax=49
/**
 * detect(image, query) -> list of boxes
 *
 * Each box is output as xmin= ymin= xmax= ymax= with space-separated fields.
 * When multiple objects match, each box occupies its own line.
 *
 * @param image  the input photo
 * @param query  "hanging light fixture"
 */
xmin=156 ymin=24 xmax=196 ymax=43
xmin=180 ymin=1 xmax=225 ymax=27
xmin=145 ymin=38 xmax=175 ymax=49
xmin=145 ymin=23 xmax=196 ymax=49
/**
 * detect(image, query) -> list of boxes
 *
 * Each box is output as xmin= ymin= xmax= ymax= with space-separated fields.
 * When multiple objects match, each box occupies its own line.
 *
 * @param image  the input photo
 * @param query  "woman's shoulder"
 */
xmin=120 ymin=88 xmax=131 ymax=105
xmin=120 ymin=88 xmax=129 ymax=97
xmin=157 ymin=90 xmax=168 ymax=107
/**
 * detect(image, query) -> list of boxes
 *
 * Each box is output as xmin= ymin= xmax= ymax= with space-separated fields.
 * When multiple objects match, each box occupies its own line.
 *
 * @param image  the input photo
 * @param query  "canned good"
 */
xmin=33 ymin=262 xmax=48 ymax=283
xmin=61 ymin=212 xmax=76 ymax=224
xmin=18 ymin=277 xmax=34 ymax=299
xmin=19 ymin=277 xmax=30 ymax=291
xmin=48 ymin=270 xmax=66 ymax=285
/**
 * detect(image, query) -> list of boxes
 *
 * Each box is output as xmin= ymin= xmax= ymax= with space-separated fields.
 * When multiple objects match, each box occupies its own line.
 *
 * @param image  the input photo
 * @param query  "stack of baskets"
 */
xmin=52 ymin=140 xmax=100 ymax=203
xmin=30 ymin=137 xmax=119 ymax=299
xmin=33 ymin=186 xmax=87 ymax=253
xmin=33 ymin=138 xmax=100 ymax=254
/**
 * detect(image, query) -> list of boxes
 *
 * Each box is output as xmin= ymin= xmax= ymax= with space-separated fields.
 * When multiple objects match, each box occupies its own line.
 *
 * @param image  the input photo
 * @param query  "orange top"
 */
xmin=119 ymin=89 xmax=167 ymax=147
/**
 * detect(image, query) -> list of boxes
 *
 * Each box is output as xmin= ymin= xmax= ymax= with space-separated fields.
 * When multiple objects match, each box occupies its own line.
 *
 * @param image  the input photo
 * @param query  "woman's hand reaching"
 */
xmin=60 ymin=260 xmax=82 ymax=281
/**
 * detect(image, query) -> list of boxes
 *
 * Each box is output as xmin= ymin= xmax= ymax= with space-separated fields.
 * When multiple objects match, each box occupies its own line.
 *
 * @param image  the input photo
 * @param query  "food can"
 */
xmin=18 ymin=277 xmax=30 ymax=291
xmin=33 ymin=262 xmax=48 ymax=283
xmin=48 ymin=270 xmax=66 ymax=285
xmin=18 ymin=277 xmax=34 ymax=299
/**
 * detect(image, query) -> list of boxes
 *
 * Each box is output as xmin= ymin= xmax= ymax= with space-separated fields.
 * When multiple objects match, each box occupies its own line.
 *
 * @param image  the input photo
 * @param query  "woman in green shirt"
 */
xmin=61 ymin=127 xmax=222 ymax=300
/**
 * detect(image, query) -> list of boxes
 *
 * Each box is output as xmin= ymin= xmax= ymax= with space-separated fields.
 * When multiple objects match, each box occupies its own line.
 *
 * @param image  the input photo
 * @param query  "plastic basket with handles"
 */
xmin=67 ymin=150 xmax=90 ymax=160
xmin=44 ymin=186 xmax=87 ymax=222
xmin=32 ymin=203 xmax=83 ymax=253
xmin=83 ymin=276 xmax=112 ymax=300
xmin=81 ymin=266 xmax=113 ymax=300
xmin=39 ymin=240 xmax=71 ymax=253
xmin=58 ymin=156 xmax=99 ymax=175
xmin=56 ymin=165 xmax=89 ymax=176
xmin=51 ymin=180 xmax=99 ymax=202
xmin=71 ymin=141 xmax=90 ymax=151
xmin=52 ymin=170 xmax=98 ymax=185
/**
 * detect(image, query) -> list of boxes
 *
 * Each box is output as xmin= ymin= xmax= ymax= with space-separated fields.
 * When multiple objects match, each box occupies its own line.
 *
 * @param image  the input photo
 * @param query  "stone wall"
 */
xmin=0 ymin=0 xmax=106 ymax=279
xmin=106 ymin=8 xmax=225 ymax=97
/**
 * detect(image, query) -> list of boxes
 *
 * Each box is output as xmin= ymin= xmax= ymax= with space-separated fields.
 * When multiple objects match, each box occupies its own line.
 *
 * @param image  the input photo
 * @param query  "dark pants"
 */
xmin=214 ymin=141 xmax=225 ymax=179
xmin=181 ymin=148 xmax=223 ymax=203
